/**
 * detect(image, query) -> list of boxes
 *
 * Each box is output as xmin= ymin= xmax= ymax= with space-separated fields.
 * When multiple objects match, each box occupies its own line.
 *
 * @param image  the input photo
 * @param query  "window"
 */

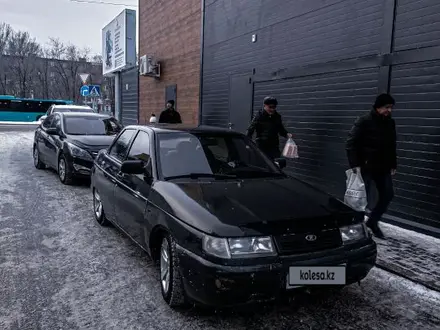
xmin=42 ymin=115 xmax=55 ymax=129
xmin=109 ymin=129 xmax=136 ymax=161
xmin=127 ymin=131 xmax=151 ymax=162
xmin=63 ymin=116 xmax=122 ymax=135
xmin=50 ymin=72 xmax=55 ymax=78
xmin=157 ymin=133 xmax=281 ymax=179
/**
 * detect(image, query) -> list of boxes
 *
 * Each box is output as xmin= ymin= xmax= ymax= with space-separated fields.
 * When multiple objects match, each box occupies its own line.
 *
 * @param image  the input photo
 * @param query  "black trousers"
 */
xmin=361 ymin=169 xmax=394 ymax=224
xmin=259 ymin=145 xmax=281 ymax=161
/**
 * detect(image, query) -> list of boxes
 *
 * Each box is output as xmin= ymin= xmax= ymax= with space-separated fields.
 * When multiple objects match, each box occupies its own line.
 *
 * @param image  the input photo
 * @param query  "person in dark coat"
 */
xmin=346 ymin=93 xmax=397 ymax=238
xmin=158 ymin=100 xmax=182 ymax=124
xmin=246 ymin=96 xmax=292 ymax=160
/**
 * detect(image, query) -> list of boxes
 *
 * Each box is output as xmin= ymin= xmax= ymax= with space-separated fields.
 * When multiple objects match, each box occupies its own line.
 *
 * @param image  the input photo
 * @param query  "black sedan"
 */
xmin=90 ymin=124 xmax=377 ymax=308
xmin=33 ymin=112 xmax=122 ymax=184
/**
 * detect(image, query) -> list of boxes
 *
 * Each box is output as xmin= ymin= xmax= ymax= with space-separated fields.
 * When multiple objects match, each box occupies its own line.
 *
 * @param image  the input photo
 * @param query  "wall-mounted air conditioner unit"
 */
xmin=139 ymin=55 xmax=160 ymax=78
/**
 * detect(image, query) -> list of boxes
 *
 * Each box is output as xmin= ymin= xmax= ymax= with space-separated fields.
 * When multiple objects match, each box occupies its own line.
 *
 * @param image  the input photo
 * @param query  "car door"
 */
xmin=45 ymin=114 xmax=63 ymax=168
xmin=114 ymin=130 xmax=154 ymax=244
xmin=38 ymin=114 xmax=55 ymax=164
xmin=95 ymin=128 xmax=137 ymax=223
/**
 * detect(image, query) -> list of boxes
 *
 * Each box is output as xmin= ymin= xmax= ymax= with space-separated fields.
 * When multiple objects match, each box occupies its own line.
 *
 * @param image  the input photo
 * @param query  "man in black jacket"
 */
xmin=158 ymin=100 xmax=182 ymax=124
xmin=346 ymin=93 xmax=397 ymax=238
xmin=246 ymin=96 xmax=292 ymax=160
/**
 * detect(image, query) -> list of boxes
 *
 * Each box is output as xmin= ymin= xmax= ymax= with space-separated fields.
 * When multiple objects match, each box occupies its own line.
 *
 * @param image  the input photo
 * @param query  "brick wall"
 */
xmin=139 ymin=0 xmax=201 ymax=124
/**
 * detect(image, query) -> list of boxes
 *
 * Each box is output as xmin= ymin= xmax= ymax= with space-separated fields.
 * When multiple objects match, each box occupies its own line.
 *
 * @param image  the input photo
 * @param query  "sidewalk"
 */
xmin=374 ymin=222 xmax=440 ymax=292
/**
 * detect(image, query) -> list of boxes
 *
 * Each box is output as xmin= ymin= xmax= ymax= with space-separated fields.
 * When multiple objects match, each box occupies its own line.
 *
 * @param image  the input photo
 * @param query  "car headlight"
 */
xmin=340 ymin=223 xmax=366 ymax=243
xmin=67 ymin=143 xmax=93 ymax=161
xmin=202 ymin=235 xmax=276 ymax=259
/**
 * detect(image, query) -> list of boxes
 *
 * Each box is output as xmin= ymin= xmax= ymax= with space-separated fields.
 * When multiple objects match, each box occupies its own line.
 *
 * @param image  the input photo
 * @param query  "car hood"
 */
xmin=152 ymin=177 xmax=356 ymax=237
xmin=66 ymin=134 xmax=115 ymax=150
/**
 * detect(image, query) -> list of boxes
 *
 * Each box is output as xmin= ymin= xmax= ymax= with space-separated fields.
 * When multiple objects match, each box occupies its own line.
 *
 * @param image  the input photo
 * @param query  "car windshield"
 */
xmin=54 ymin=107 xmax=94 ymax=113
xmin=64 ymin=116 xmax=122 ymax=135
xmin=157 ymin=132 xmax=284 ymax=179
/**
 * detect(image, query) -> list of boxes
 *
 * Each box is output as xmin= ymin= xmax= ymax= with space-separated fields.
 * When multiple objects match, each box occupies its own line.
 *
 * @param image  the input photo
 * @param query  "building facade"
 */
xmin=0 ymin=55 xmax=110 ymax=103
xmin=138 ymin=0 xmax=201 ymax=124
xmin=138 ymin=0 xmax=439 ymax=235
xmin=200 ymin=0 xmax=440 ymax=235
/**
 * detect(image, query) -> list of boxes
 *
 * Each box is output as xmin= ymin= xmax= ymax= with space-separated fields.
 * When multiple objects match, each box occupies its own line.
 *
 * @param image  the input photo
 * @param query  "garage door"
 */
xmin=253 ymin=68 xmax=380 ymax=196
xmin=121 ymin=67 xmax=139 ymax=126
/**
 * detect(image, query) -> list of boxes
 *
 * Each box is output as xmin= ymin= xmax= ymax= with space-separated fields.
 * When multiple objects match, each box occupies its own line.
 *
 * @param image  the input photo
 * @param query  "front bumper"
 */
xmin=177 ymin=240 xmax=377 ymax=307
xmin=71 ymin=157 xmax=94 ymax=176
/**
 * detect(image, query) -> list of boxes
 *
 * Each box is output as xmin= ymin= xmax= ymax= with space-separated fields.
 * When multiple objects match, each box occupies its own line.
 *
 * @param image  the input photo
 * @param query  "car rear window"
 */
xmin=54 ymin=107 xmax=94 ymax=113
xmin=64 ymin=116 xmax=122 ymax=135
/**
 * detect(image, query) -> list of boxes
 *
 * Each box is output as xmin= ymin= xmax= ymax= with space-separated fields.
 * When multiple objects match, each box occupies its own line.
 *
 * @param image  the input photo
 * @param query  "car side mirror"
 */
xmin=274 ymin=158 xmax=287 ymax=169
xmin=121 ymin=160 xmax=145 ymax=175
xmin=46 ymin=127 xmax=58 ymax=135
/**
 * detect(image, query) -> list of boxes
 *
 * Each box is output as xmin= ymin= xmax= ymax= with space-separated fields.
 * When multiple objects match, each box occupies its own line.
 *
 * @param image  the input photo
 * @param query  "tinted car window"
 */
xmin=157 ymin=133 xmax=281 ymax=179
xmin=109 ymin=129 xmax=136 ymax=161
xmin=63 ymin=116 xmax=122 ymax=135
xmin=127 ymin=131 xmax=151 ymax=162
xmin=42 ymin=115 xmax=55 ymax=129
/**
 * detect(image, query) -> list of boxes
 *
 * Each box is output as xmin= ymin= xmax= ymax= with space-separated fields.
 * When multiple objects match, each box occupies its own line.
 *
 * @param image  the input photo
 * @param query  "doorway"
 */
xmin=228 ymin=74 xmax=253 ymax=133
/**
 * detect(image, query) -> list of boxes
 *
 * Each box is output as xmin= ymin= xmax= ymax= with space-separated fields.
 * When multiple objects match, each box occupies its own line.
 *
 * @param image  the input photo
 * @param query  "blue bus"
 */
xmin=0 ymin=95 xmax=74 ymax=122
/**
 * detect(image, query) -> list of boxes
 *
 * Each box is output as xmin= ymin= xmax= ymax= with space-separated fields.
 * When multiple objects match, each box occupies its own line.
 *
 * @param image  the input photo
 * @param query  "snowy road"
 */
xmin=1 ymin=128 xmax=439 ymax=330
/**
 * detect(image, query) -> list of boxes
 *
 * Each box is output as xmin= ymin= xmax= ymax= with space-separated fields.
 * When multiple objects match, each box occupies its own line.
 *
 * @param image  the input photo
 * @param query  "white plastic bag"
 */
xmin=344 ymin=169 xmax=367 ymax=211
xmin=282 ymin=138 xmax=299 ymax=158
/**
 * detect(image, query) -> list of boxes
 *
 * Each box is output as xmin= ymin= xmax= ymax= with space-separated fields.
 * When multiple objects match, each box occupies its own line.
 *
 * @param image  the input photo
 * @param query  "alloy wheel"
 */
xmin=33 ymin=148 xmax=39 ymax=167
xmin=160 ymin=239 xmax=171 ymax=294
xmin=94 ymin=190 xmax=103 ymax=219
xmin=58 ymin=158 xmax=66 ymax=181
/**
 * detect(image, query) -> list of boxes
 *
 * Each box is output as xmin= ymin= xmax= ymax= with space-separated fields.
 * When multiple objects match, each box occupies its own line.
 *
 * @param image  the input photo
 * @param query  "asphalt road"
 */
xmin=1 ymin=127 xmax=439 ymax=330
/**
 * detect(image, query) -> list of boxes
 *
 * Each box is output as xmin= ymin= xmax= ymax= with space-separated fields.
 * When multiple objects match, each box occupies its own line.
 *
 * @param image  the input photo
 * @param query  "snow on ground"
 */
xmin=381 ymin=222 xmax=439 ymax=254
xmin=0 ymin=129 xmax=439 ymax=330
xmin=0 ymin=121 xmax=40 ymax=125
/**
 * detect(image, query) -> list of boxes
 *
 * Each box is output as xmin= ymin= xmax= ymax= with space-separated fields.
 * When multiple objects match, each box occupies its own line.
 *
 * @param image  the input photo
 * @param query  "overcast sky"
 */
xmin=0 ymin=0 xmax=138 ymax=55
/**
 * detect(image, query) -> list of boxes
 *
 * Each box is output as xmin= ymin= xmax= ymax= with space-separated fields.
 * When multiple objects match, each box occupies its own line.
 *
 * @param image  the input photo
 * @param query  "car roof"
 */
xmin=52 ymin=105 xmax=93 ymax=109
xmin=125 ymin=124 xmax=243 ymax=135
xmin=58 ymin=112 xmax=111 ymax=118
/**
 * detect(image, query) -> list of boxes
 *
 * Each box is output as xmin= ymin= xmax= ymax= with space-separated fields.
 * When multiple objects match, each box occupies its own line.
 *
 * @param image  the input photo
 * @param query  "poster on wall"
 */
xmin=102 ymin=9 xmax=136 ymax=76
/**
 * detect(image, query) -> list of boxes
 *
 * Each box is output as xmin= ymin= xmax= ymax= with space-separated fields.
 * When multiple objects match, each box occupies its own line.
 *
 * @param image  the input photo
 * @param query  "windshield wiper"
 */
xmin=164 ymin=173 xmax=237 ymax=181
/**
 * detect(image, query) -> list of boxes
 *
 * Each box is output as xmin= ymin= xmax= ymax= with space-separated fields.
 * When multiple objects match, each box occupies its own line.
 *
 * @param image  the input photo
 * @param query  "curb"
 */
xmin=375 ymin=260 xmax=440 ymax=293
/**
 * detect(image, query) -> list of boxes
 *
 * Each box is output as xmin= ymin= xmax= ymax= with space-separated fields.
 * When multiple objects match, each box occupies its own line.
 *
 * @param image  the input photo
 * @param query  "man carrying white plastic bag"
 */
xmin=344 ymin=168 xmax=367 ymax=212
xmin=345 ymin=94 xmax=397 ymax=239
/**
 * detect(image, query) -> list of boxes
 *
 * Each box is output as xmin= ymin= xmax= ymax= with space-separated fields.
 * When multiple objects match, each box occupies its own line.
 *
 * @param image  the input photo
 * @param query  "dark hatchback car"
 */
xmin=90 ymin=125 xmax=376 ymax=308
xmin=33 ymin=112 xmax=122 ymax=184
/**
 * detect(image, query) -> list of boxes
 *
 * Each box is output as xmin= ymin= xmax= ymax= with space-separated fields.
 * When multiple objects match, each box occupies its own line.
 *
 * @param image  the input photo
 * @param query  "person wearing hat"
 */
xmin=346 ymin=93 xmax=397 ymax=239
xmin=246 ymin=96 xmax=292 ymax=160
xmin=158 ymin=100 xmax=182 ymax=124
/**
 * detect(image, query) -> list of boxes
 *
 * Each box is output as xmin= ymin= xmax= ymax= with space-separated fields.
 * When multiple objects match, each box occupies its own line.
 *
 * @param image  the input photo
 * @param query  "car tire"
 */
xmin=58 ymin=154 xmax=74 ymax=185
xmin=93 ymin=188 xmax=111 ymax=226
xmin=160 ymin=234 xmax=187 ymax=308
xmin=33 ymin=145 xmax=45 ymax=169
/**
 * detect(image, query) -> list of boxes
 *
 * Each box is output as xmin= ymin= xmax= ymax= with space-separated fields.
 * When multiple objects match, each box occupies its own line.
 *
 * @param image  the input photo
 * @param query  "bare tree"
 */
xmin=34 ymin=47 xmax=51 ymax=99
xmin=47 ymin=38 xmax=91 ymax=102
xmin=7 ymin=30 xmax=41 ymax=97
xmin=0 ymin=23 xmax=13 ymax=94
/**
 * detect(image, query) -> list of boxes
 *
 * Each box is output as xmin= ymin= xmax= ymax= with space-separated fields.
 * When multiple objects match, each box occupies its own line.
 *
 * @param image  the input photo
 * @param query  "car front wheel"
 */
xmin=93 ymin=188 xmax=111 ymax=226
xmin=58 ymin=154 xmax=74 ymax=185
xmin=160 ymin=234 xmax=187 ymax=308
xmin=33 ymin=145 xmax=45 ymax=169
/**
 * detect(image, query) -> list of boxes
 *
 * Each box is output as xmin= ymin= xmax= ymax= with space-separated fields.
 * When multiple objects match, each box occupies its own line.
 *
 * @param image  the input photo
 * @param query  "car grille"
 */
xmin=274 ymin=229 xmax=342 ymax=255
